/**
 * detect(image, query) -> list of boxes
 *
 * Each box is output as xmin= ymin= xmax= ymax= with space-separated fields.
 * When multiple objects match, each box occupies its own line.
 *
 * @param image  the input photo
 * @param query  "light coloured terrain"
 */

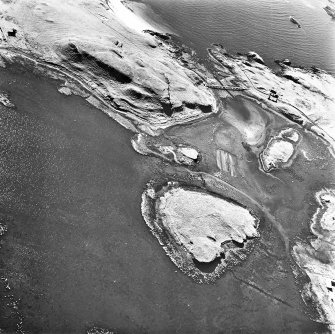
xmin=1 ymin=0 xmax=335 ymax=330
xmin=280 ymin=128 xmax=300 ymax=142
xmin=178 ymin=147 xmax=198 ymax=160
xmin=260 ymin=140 xmax=295 ymax=172
xmin=209 ymin=45 xmax=335 ymax=155
xmin=0 ymin=92 xmax=14 ymax=108
xmin=293 ymin=189 xmax=335 ymax=328
xmin=131 ymin=133 xmax=199 ymax=166
xmin=260 ymin=128 xmax=300 ymax=172
xmin=0 ymin=0 xmax=217 ymax=134
xmin=0 ymin=222 xmax=7 ymax=236
xmin=216 ymin=149 xmax=237 ymax=177
xmin=221 ymin=98 xmax=268 ymax=147
xmin=157 ymin=187 xmax=259 ymax=263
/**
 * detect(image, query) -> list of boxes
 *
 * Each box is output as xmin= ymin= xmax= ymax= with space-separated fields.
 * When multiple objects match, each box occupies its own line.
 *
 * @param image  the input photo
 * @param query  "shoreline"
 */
xmin=2 ymin=43 xmax=333 ymax=328
xmin=0 ymin=0 xmax=334 ymax=331
xmin=0 ymin=0 xmax=219 ymax=135
xmin=121 ymin=0 xmax=175 ymax=35
xmin=141 ymin=180 xmax=262 ymax=284
xmin=293 ymin=189 xmax=335 ymax=326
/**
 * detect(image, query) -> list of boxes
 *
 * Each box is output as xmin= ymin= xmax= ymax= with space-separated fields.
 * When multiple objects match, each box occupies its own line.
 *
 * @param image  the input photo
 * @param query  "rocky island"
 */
xmin=0 ymin=0 xmax=335 ymax=332
xmin=260 ymin=128 xmax=300 ymax=172
xmin=142 ymin=181 xmax=262 ymax=283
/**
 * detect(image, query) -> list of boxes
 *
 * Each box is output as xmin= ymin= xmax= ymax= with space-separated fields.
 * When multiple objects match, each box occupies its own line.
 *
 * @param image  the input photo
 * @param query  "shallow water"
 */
xmin=0 ymin=62 xmax=328 ymax=333
xmin=138 ymin=0 xmax=335 ymax=74
xmin=1 ymin=1 xmax=335 ymax=330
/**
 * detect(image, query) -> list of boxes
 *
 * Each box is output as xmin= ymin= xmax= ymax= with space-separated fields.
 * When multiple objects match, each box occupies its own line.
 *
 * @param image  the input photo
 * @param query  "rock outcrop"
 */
xmin=142 ymin=181 xmax=260 ymax=282
xmin=247 ymin=51 xmax=264 ymax=65
xmin=131 ymin=133 xmax=200 ymax=166
xmin=260 ymin=128 xmax=300 ymax=172
xmin=208 ymin=44 xmax=335 ymax=155
xmin=0 ymin=92 xmax=15 ymax=108
xmin=293 ymin=189 xmax=335 ymax=328
xmin=0 ymin=0 xmax=218 ymax=134
xmin=158 ymin=187 xmax=259 ymax=263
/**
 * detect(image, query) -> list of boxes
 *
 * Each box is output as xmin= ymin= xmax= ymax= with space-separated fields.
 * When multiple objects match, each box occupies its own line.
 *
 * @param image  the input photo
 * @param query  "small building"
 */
xmin=268 ymin=89 xmax=278 ymax=103
xmin=7 ymin=29 xmax=17 ymax=37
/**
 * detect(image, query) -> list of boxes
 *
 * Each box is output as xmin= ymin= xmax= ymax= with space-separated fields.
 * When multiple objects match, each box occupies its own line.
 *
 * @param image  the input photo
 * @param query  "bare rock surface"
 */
xmin=0 ymin=0 xmax=335 ymax=330
xmin=158 ymin=187 xmax=259 ymax=263
xmin=260 ymin=140 xmax=295 ymax=172
xmin=260 ymin=128 xmax=300 ymax=172
xmin=293 ymin=189 xmax=335 ymax=328
xmin=0 ymin=0 xmax=217 ymax=133
xmin=0 ymin=92 xmax=14 ymax=108
xmin=177 ymin=147 xmax=198 ymax=160
xmin=131 ymin=133 xmax=200 ymax=166
xmin=209 ymin=45 xmax=335 ymax=154
xmin=142 ymin=181 xmax=262 ymax=283
xmin=247 ymin=51 xmax=264 ymax=65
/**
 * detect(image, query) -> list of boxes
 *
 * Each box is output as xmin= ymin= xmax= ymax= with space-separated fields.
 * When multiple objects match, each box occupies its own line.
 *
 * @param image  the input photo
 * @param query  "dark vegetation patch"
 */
xmin=185 ymin=102 xmax=196 ymax=109
xmin=126 ymin=88 xmax=154 ymax=102
xmin=143 ymin=30 xmax=171 ymax=41
xmin=284 ymin=112 xmax=304 ymax=125
xmin=63 ymin=43 xmax=82 ymax=62
xmin=62 ymin=43 xmax=132 ymax=84
xmin=232 ymin=240 xmax=244 ymax=248
xmin=160 ymin=101 xmax=212 ymax=117
xmin=94 ymin=58 xmax=132 ymax=84
xmin=199 ymin=104 xmax=212 ymax=113
xmin=282 ymin=74 xmax=300 ymax=84
xmin=172 ymin=105 xmax=184 ymax=113
xmin=193 ymin=257 xmax=222 ymax=273
xmin=161 ymin=102 xmax=173 ymax=116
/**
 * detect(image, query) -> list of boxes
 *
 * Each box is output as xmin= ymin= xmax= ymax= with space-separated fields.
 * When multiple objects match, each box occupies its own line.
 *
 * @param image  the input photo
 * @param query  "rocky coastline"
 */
xmin=141 ymin=180 xmax=262 ymax=283
xmin=0 ymin=0 xmax=335 ymax=331
xmin=293 ymin=189 xmax=335 ymax=329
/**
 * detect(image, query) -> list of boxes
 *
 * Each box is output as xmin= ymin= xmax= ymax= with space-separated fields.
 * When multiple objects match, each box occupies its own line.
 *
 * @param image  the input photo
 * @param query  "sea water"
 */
xmin=139 ymin=0 xmax=335 ymax=74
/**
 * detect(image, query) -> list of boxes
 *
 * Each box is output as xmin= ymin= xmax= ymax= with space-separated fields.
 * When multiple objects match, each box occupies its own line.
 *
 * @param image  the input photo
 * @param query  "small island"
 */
xmin=142 ymin=181 xmax=260 ymax=283
xmin=260 ymin=128 xmax=300 ymax=172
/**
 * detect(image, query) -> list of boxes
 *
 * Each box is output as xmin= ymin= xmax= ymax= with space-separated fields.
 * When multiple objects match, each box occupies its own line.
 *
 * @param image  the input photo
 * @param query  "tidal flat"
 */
xmin=0 ymin=62 xmax=161 ymax=333
xmin=0 ymin=61 xmax=331 ymax=333
xmin=0 ymin=0 xmax=335 ymax=332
